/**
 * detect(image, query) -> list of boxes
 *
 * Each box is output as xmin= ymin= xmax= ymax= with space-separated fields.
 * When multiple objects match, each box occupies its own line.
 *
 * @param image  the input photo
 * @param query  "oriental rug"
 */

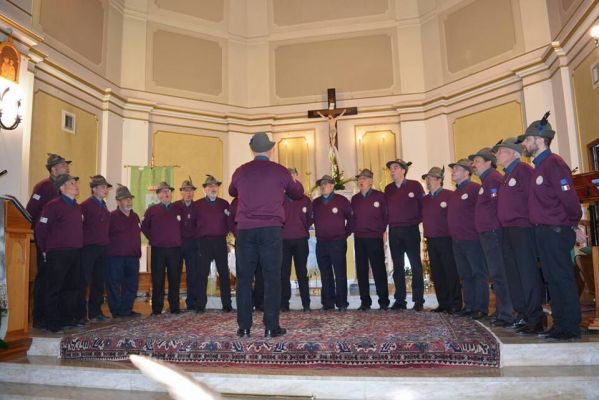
xmin=60 ymin=310 xmax=499 ymax=368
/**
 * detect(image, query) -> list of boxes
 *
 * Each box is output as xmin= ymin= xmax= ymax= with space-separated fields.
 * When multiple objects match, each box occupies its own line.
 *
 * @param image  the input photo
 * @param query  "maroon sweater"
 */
xmin=497 ymin=161 xmax=533 ymax=228
xmin=173 ymin=200 xmax=198 ymax=240
xmin=229 ymin=157 xmax=304 ymax=230
xmin=447 ymin=180 xmax=480 ymax=241
xmin=529 ymin=151 xmax=581 ymax=226
xmin=312 ymin=193 xmax=353 ymax=241
xmin=141 ymin=203 xmax=182 ymax=248
xmin=422 ymin=188 xmax=452 ymax=238
xmin=351 ymin=189 xmax=388 ymax=238
xmin=384 ymin=179 xmax=424 ymax=227
xmin=35 ymin=195 xmax=83 ymax=252
xmin=195 ymin=197 xmax=230 ymax=239
xmin=26 ymin=177 xmax=58 ymax=227
xmin=474 ymin=169 xmax=502 ymax=233
xmin=81 ymin=196 xmax=111 ymax=246
xmin=107 ymin=209 xmax=141 ymax=257
xmin=282 ymin=195 xmax=313 ymax=240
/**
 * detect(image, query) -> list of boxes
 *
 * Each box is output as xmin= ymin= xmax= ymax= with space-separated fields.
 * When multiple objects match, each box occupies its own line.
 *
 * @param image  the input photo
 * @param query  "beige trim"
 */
xmin=0 ymin=14 xmax=43 ymax=43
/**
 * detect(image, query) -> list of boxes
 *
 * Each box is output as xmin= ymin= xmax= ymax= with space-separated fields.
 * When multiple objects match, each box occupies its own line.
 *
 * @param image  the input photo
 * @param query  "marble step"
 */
xmin=26 ymin=335 xmax=599 ymax=367
xmin=1 ymin=356 xmax=599 ymax=400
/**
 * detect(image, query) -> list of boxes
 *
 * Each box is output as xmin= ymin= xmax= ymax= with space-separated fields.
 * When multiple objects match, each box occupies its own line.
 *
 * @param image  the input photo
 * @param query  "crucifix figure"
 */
xmin=308 ymin=89 xmax=358 ymax=182
xmin=308 ymin=88 xmax=358 ymax=150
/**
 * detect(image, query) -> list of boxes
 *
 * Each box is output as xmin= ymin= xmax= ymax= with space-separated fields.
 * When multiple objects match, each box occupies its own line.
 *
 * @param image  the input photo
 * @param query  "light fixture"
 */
xmin=0 ymin=86 xmax=21 ymax=131
xmin=591 ymin=24 xmax=599 ymax=47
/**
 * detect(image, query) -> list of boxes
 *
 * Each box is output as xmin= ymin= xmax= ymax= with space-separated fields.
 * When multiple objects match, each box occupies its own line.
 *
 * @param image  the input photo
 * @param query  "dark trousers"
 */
xmin=236 ymin=227 xmax=283 ymax=331
xmin=198 ymin=237 xmax=231 ymax=309
xmin=316 ymin=239 xmax=349 ymax=309
xmin=479 ymin=230 xmax=514 ymax=322
xmin=452 ymin=239 xmax=489 ymax=313
xmin=79 ymin=244 xmax=107 ymax=319
xmin=427 ymin=236 xmax=462 ymax=311
xmin=502 ymin=227 xmax=544 ymax=326
xmin=180 ymin=238 xmax=199 ymax=309
xmin=354 ymin=237 xmax=389 ymax=307
xmin=534 ymin=225 xmax=581 ymax=335
xmin=43 ymin=249 xmax=81 ymax=330
xmin=105 ymin=256 xmax=139 ymax=316
xmin=281 ymin=238 xmax=311 ymax=308
xmin=389 ymin=225 xmax=424 ymax=305
xmin=32 ymin=243 xmax=46 ymax=325
xmin=150 ymin=246 xmax=182 ymax=314
xmin=253 ymin=261 xmax=264 ymax=309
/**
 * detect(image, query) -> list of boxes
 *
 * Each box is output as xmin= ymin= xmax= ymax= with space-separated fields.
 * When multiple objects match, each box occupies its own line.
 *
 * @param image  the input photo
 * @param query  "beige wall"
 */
xmin=572 ymin=47 xmax=599 ymax=172
xmin=273 ymin=34 xmax=396 ymax=99
xmin=148 ymin=26 xmax=225 ymax=98
xmin=271 ymin=0 xmax=388 ymax=26
xmin=452 ymin=101 xmax=524 ymax=162
xmin=153 ymin=132 xmax=224 ymax=198
xmin=155 ymin=0 xmax=225 ymax=22
xmin=359 ymin=131 xmax=396 ymax=191
xmin=36 ymin=0 xmax=105 ymax=65
xmin=29 ymin=91 xmax=99 ymax=194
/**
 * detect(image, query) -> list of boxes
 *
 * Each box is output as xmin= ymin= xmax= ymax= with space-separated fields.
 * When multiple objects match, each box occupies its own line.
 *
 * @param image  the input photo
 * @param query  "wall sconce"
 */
xmin=0 ymin=86 xmax=22 ymax=131
xmin=591 ymin=24 xmax=599 ymax=47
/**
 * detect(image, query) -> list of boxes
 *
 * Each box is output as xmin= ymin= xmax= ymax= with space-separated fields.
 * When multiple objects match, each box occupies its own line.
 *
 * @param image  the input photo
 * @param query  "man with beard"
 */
xmin=519 ymin=112 xmax=584 ymax=340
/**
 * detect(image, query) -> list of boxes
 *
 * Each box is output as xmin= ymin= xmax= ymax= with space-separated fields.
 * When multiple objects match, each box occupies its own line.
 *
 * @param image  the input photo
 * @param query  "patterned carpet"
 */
xmin=60 ymin=310 xmax=500 ymax=368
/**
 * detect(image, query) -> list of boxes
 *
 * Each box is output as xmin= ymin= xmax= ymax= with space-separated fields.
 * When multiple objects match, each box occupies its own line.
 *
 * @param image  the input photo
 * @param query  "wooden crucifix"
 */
xmin=308 ymin=88 xmax=357 ymax=149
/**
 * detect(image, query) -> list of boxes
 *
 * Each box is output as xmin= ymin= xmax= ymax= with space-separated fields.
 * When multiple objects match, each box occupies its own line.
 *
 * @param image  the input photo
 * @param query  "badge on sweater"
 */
xmin=408 ymin=192 xmax=415 ymax=198
xmin=224 ymin=209 xmax=230 ymax=216
xmin=536 ymin=176 xmax=543 ymax=185
xmin=40 ymin=217 xmax=48 ymax=223
xmin=479 ymin=187 xmax=484 ymax=195
xmin=440 ymin=201 xmax=447 ymax=208
xmin=176 ymin=215 xmax=181 ymax=221
xmin=33 ymin=194 xmax=41 ymax=200
xmin=332 ymin=207 xmax=338 ymax=214
xmin=508 ymin=178 xmax=516 ymax=187
xmin=490 ymin=188 xmax=498 ymax=198
xmin=302 ymin=206 xmax=307 ymax=213
xmin=187 ymin=214 xmax=191 ymax=219
xmin=373 ymin=201 xmax=380 ymax=208
xmin=559 ymin=178 xmax=570 ymax=191
xmin=82 ymin=215 xmax=85 ymax=221
xmin=461 ymin=193 xmax=468 ymax=200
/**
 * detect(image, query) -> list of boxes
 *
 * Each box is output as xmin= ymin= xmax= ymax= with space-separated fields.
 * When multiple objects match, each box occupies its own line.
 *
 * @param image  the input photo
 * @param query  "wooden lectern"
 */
xmin=0 ymin=195 xmax=33 ymax=360
xmin=572 ymin=172 xmax=599 ymax=330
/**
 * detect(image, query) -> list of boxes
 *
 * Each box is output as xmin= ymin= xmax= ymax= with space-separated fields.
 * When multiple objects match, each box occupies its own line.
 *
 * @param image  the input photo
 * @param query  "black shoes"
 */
xmin=537 ymin=328 xmax=581 ymax=340
xmin=380 ymin=304 xmax=389 ymax=311
xmin=322 ymin=305 xmax=335 ymax=311
xmin=431 ymin=307 xmax=445 ymax=313
xmin=412 ymin=303 xmax=424 ymax=312
xmin=280 ymin=305 xmax=290 ymax=312
xmin=357 ymin=304 xmax=371 ymax=311
xmin=508 ymin=318 xmax=527 ymax=330
xmin=490 ymin=319 xmax=512 ymax=328
xmin=390 ymin=301 xmax=407 ymax=311
xmin=264 ymin=326 xmax=287 ymax=339
xmin=195 ymin=306 xmax=206 ymax=314
xmin=516 ymin=323 xmax=544 ymax=335
xmin=89 ymin=313 xmax=110 ymax=322
xmin=222 ymin=305 xmax=233 ymax=313
xmin=237 ymin=328 xmax=251 ymax=338
xmin=171 ymin=309 xmax=181 ymax=315
xmin=338 ymin=306 xmax=348 ymax=312
xmin=456 ymin=309 xmax=473 ymax=317
xmin=302 ymin=306 xmax=311 ymax=312
xmin=471 ymin=311 xmax=487 ymax=320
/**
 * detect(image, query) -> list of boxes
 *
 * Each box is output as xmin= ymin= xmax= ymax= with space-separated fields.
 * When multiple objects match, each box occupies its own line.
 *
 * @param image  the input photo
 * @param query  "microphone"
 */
xmin=0 ymin=170 xmax=7 ymax=177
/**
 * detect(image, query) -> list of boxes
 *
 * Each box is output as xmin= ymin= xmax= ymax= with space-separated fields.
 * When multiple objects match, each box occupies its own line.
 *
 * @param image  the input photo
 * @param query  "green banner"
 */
xmin=129 ymin=166 xmax=174 ymax=218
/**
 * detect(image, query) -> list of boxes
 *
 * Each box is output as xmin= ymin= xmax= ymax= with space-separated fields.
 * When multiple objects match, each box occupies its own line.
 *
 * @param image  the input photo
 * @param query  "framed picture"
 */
xmin=0 ymin=37 xmax=20 ymax=84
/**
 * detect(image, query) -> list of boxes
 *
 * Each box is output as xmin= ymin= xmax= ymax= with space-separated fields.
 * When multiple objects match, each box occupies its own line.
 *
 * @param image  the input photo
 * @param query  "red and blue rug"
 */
xmin=60 ymin=310 xmax=499 ymax=368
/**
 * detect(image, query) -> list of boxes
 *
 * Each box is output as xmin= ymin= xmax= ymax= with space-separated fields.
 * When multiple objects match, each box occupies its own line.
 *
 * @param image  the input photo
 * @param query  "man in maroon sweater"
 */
xmin=447 ymin=159 xmax=488 ymax=318
xmin=421 ymin=166 xmax=462 ymax=314
xmin=313 ymin=174 xmax=353 ymax=311
xmin=173 ymin=178 xmax=199 ymax=312
xmin=26 ymin=153 xmax=71 ymax=328
xmin=229 ymin=132 xmax=304 ymax=339
xmin=384 ymin=159 xmax=425 ymax=311
xmin=281 ymin=168 xmax=313 ymax=312
xmin=470 ymin=148 xmax=513 ymax=324
xmin=35 ymin=174 xmax=82 ymax=332
xmin=493 ymin=137 xmax=544 ymax=333
xmin=79 ymin=175 xmax=113 ymax=322
xmin=141 ymin=181 xmax=183 ymax=315
xmin=351 ymin=169 xmax=389 ymax=311
xmin=106 ymin=184 xmax=141 ymax=318
xmin=195 ymin=175 xmax=232 ymax=313
xmin=520 ymin=112 xmax=584 ymax=340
